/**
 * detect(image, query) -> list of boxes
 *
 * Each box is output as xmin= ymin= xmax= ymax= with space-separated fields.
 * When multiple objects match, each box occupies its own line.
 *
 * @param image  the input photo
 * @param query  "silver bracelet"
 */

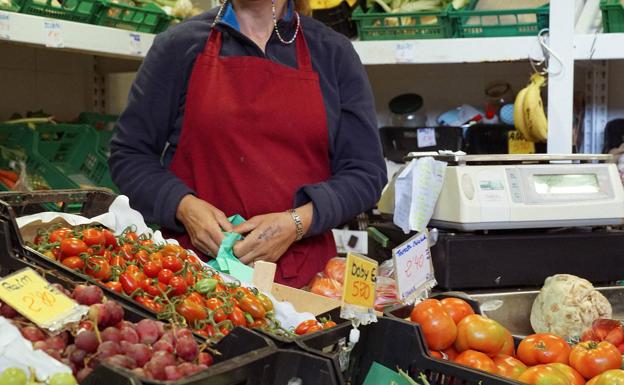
xmin=288 ymin=209 xmax=304 ymax=241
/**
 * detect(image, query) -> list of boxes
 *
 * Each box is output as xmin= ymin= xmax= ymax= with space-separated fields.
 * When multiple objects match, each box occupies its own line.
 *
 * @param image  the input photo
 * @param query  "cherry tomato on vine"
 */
xmin=135 ymin=250 xmax=150 ymax=266
xmin=169 ymin=276 xmax=188 ymax=296
xmin=143 ymin=261 xmax=162 ymax=278
xmin=120 ymin=273 xmax=140 ymax=296
xmin=186 ymin=292 xmax=205 ymax=306
xmin=135 ymin=296 xmax=163 ymax=312
xmin=101 ymin=229 xmax=117 ymax=249
xmin=250 ymin=319 xmax=268 ymax=329
xmin=162 ymin=255 xmax=183 ymax=273
xmin=60 ymin=237 xmax=87 ymax=258
xmin=323 ymin=320 xmax=337 ymax=329
xmin=50 ymin=227 xmax=72 ymax=243
xmin=239 ymin=295 xmax=266 ymax=320
xmin=206 ymin=298 xmax=227 ymax=323
xmin=229 ymin=306 xmax=247 ymax=327
xmin=295 ymin=320 xmax=321 ymax=335
xmin=62 ymin=256 xmax=85 ymax=270
xmin=85 ymin=257 xmax=111 ymax=281
xmin=120 ymin=244 xmax=135 ymax=261
xmin=82 ymin=228 xmax=105 ymax=247
xmin=158 ymin=269 xmax=174 ymax=285
xmin=104 ymin=281 xmax=123 ymax=294
xmin=124 ymin=232 xmax=139 ymax=242
xmin=177 ymin=299 xmax=207 ymax=324
xmin=110 ymin=255 xmax=126 ymax=268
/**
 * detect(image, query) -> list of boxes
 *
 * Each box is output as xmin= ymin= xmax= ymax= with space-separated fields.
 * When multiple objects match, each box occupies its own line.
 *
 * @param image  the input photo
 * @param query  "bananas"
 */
xmin=514 ymin=73 xmax=548 ymax=143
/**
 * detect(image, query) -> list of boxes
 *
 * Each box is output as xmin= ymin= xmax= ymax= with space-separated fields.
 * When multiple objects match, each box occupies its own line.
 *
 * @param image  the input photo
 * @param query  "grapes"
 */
xmin=88 ymin=304 xmax=110 ymax=328
xmin=174 ymin=328 xmax=193 ymax=340
xmin=164 ymin=366 xmax=183 ymax=381
xmin=45 ymin=336 xmax=67 ymax=351
xmin=155 ymin=321 xmax=165 ymax=338
xmin=130 ymin=368 xmax=145 ymax=378
xmin=175 ymin=336 xmax=199 ymax=362
xmin=126 ymin=344 xmax=152 ymax=367
xmin=104 ymin=355 xmax=136 ymax=369
xmin=101 ymin=327 xmax=121 ymax=343
xmin=69 ymin=349 xmax=87 ymax=368
xmin=158 ymin=331 xmax=175 ymax=345
xmin=120 ymin=341 xmax=133 ymax=354
xmin=151 ymin=351 xmax=176 ymax=367
xmin=72 ymin=285 xmax=103 ymax=306
xmin=104 ymin=301 xmax=124 ymax=327
xmin=44 ymin=349 xmax=62 ymax=361
xmin=60 ymin=359 xmax=77 ymax=375
xmin=48 ymin=372 xmax=77 ymax=385
xmin=178 ymin=362 xmax=201 ymax=376
xmin=0 ymin=301 xmax=19 ymax=318
xmin=32 ymin=341 xmax=48 ymax=351
xmin=75 ymin=330 xmax=99 ymax=354
xmin=153 ymin=340 xmax=174 ymax=353
xmin=119 ymin=327 xmax=139 ymax=343
xmin=96 ymin=341 xmax=120 ymax=359
xmin=51 ymin=283 xmax=72 ymax=297
xmin=144 ymin=360 xmax=166 ymax=381
xmin=0 ymin=368 xmax=27 ymax=385
xmin=75 ymin=368 xmax=92 ymax=383
xmin=20 ymin=326 xmax=45 ymax=342
xmin=136 ymin=319 xmax=159 ymax=345
xmin=198 ymin=352 xmax=213 ymax=366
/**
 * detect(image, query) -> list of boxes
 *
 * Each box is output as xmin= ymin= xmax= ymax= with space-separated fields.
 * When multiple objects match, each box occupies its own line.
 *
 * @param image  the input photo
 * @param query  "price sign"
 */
xmin=417 ymin=128 xmax=437 ymax=148
xmin=0 ymin=268 xmax=79 ymax=329
xmin=508 ymin=131 xmax=535 ymax=154
xmin=129 ymin=33 xmax=142 ymax=56
xmin=0 ymin=12 xmax=10 ymax=40
xmin=392 ymin=232 xmax=435 ymax=301
xmin=44 ymin=20 xmax=63 ymax=48
xmin=342 ymin=252 xmax=377 ymax=309
xmin=395 ymin=42 xmax=416 ymax=64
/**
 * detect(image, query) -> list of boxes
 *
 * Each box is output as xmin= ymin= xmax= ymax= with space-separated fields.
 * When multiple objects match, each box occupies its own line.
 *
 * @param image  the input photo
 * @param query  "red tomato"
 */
xmin=162 ymin=244 xmax=186 ymax=259
xmin=169 ymin=276 xmax=188 ymax=296
xmin=101 ymin=229 xmax=117 ymax=249
xmin=206 ymin=298 xmax=227 ymax=323
xmin=440 ymin=297 xmax=475 ymax=324
xmin=49 ymin=227 xmax=72 ymax=243
xmin=306 ymin=324 xmax=324 ymax=334
xmin=120 ymin=244 xmax=135 ymax=261
xmin=124 ymin=232 xmax=138 ymax=242
xmin=295 ymin=320 xmax=321 ymax=335
xmin=176 ymin=299 xmax=207 ymax=324
xmin=494 ymin=354 xmax=528 ymax=380
xmin=228 ymin=306 xmax=247 ymax=327
xmin=455 ymin=314 xmax=509 ymax=356
xmin=162 ymin=255 xmax=183 ymax=273
xmin=518 ymin=365 xmax=570 ymax=385
xmin=145 ymin=283 xmax=161 ymax=297
xmin=143 ymin=261 xmax=162 ymax=278
xmin=125 ymin=264 xmax=140 ymax=275
xmin=186 ymin=292 xmax=205 ymax=306
xmin=203 ymin=324 xmax=217 ymax=338
xmin=499 ymin=329 xmax=516 ymax=356
xmin=157 ymin=269 xmax=174 ymax=285
xmin=85 ymin=257 xmax=112 ymax=281
xmin=104 ymin=281 xmax=122 ymax=293
xmin=109 ymin=255 xmax=126 ymax=268
xmin=517 ymin=333 xmax=572 ymax=366
xmin=135 ymin=250 xmax=150 ymax=266
xmin=548 ymin=363 xmax=586 ymax=385
xmin=454 ymin=350 xmax=497 ymax=373
xmin=570 ymin=341 xmax=622 ymax=379
xmin=60 ymin=237 xmax=87 ymax=258
xmin=135 ymin=296 xmax=163 ymax=313
xmin=120 ymin=273 xmax=140 ymax=296
xmin=323 ymin=320 xmax=337 ymax=329
xmin=82 ymin=228 xmax=105 ymax=247
xmin=250 ymin=319 xmax=268 ymax=329
xmin=411 ymin=299 xmax=457 ymax=351
xmin=592 ymin=370 xmax=624 ymax=385
xmin=239 ymin=296 xmax=266 ymax=320
xmin=323 ymin=258 xmax=345 ymax=284
xmin=184 ymin=270 xmax=195 ymax=287
xmin=61 ymin=256 xmax=85 ymax=270
xmin=430 ymin=351 xmax=444 ymax=359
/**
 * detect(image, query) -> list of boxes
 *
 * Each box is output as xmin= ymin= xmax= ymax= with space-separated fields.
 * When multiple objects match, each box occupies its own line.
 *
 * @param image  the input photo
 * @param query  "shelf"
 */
xmin=0 ymin=11 xmax=154 ymax=60
xmin=574 ymin=33 xmax=624 ymax=61
xmin=352 ymin=36 xmax=546 ymax=65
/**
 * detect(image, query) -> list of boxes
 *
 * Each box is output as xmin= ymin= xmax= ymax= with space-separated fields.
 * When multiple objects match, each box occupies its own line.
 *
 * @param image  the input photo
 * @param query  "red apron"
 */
xmin=167 ymin=26 xmax=336 ymax=288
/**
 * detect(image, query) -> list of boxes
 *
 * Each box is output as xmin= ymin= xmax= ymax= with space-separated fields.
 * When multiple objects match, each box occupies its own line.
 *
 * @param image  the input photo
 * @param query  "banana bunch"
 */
xmin=514 ymin=73 xmax=548 ymax=143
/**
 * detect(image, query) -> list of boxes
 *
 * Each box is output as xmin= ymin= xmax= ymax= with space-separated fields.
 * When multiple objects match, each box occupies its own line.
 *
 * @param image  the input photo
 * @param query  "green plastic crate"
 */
xmin=352 ymin=5 xmax=453 ymax=41
xmin=0 ymin=0 xmax=21 ymax=13
xmin=95 ymin=0 xmax=171 ymax=33
xmin=78 ymin=112 xmax=118 ymax=157
xmin=19 ymin=0 xmax=100 ymax=23
xmin=31 ymin=124 xmax=118 ymax=192
xmin=451 ymin=0 xmax=549 ymax=38
xmin=601 ymin=0 xmax=624 ymax=33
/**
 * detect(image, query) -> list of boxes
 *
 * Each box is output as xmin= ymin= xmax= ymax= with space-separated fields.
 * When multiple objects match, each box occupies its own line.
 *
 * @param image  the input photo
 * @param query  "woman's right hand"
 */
xmin=175 ymin=195 xmax=233 ymax=256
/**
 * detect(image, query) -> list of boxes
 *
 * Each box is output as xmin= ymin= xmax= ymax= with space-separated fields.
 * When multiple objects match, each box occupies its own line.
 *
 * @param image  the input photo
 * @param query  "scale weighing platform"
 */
xmin=390 ymin=154 xmax=624 ymax=289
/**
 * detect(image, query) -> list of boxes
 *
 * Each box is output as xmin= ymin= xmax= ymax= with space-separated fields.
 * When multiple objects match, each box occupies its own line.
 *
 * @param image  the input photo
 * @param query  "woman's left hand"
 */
xmin=232 ymin=212 xmax=297 ymax=265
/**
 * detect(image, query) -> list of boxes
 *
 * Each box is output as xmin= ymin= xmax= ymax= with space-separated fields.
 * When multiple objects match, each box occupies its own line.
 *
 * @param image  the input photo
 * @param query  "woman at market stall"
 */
xmin=108 ymin=0 xmax=387 ymax=288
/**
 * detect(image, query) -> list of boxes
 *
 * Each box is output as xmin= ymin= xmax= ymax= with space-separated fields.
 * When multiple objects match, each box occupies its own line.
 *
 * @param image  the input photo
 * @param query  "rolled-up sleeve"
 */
xmin=295 ymin=39 xmax=387 ymax=237
xmin=108 ymin=31 xmax=194 ymax=232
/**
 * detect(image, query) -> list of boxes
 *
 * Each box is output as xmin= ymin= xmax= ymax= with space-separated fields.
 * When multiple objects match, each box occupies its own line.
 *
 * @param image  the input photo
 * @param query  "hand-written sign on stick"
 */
xmin=392 ymin=232 xmax=436 ymax=303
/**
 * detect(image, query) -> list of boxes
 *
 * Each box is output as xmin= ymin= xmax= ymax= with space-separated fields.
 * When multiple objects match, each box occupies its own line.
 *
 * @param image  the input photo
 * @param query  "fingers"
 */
xmin=231 ymin=217 xmax=259 ymax=235
xmin=233 ymin=237 xmax=255 ymax=260
xmin=215 ymin=211 xmax=234 ymax=232
xmin=238 ymin=249 xmax=258 ymax=265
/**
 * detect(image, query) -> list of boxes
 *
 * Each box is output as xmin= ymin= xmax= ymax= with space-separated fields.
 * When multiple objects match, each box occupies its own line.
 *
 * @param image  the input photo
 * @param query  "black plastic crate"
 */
xmin=297 ymin=316 xmax=519 ymax=385
xmin=82 ymin=347 xmax=339 ymax=385
xmin=312 ymin=0 xmax=357 ymax=38
xmin=465 ymin=124 xmax=546 ymax=154
xmin=380 ymin=126 xmax=463 ymax=163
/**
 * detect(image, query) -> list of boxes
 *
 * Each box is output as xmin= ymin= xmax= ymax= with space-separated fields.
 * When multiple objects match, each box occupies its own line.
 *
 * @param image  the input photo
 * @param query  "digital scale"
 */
xmin=378 ymin=154 xmax=624 ymax=290
xmin=404 ymin=153 xmax=624 ymax=231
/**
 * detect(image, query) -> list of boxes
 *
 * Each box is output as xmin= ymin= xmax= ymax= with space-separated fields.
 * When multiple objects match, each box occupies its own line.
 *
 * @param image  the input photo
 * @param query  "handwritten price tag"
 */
xmin=0 ymin=268 xmax=79 ymax=329
xmin=0 ymin=12 xmax=10 ymax=40
xmin=392 ymin=232 xmax=435 ymax=302
xmin=508 ymin=131 xmax=535 ymax=154
xmin=44 ymin=20 xmax=63 ymax=48
xmin=417 ymin=128 xmax=437 ymax=148
xmin=342 ymin=252 xmax=377 ymax=309
xmin=129 ymin=33 xmax=142 ymax=56
xmin=395 ymin=42 xmax=416 ymax=64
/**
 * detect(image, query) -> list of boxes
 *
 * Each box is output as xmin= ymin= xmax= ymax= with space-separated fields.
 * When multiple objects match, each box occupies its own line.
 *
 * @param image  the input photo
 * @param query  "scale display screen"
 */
xmin=533 ymin=174 xmax=600 ymax=194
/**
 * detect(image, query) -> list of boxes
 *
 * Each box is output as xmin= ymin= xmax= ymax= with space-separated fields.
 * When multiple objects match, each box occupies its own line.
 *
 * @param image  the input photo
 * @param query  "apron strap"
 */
xmin=203 ymin=23 xmax=313 ymax=72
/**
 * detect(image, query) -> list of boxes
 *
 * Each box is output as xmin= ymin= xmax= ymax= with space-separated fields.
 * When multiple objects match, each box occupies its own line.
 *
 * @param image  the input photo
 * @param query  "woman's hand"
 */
xmin=176 ymin=195 xmax=233 ymax=255
xmin=232 ymin=204 xmax=314 ymax=265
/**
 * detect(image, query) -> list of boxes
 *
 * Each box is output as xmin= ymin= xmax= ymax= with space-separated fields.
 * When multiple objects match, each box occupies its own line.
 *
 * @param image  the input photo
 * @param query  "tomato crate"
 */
xmin=19 ymin=0 xmax=100 ymax=23
xmin=601 ymin=0 xmax=624 ymax=32
xmin=351 ymin=4 xmax=454 ymax=41
xmin=450 ymin=0 xmax=549 ymax=38
xmin=94 ymin=0 xmax=171 ymax=33
xmin=297 ymin=316 xmax=520 ymax=385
